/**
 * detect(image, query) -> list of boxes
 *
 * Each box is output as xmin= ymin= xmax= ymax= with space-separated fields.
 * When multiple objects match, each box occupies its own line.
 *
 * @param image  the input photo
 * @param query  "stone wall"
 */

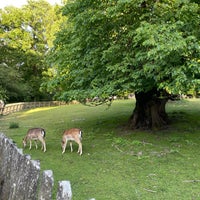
xmin=0 ymin=133 xmax=72 ymax=200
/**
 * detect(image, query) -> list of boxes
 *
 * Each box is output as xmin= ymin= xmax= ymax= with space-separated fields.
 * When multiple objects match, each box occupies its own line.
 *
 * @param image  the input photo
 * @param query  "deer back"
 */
xmin=26 ymin=128 xmax=46 ymax=140
xmin=62 ymin=128 xmax=82 ymax=141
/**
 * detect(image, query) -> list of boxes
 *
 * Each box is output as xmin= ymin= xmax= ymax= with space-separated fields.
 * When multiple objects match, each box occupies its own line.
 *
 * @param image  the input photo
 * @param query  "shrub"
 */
xmin=9 ymin=122 xmax=19 ymax=129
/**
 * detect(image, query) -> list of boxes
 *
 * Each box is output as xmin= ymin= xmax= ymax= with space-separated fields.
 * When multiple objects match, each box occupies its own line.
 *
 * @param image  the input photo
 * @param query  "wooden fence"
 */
xmin=1 ymin=101 xmax=68 ymax=115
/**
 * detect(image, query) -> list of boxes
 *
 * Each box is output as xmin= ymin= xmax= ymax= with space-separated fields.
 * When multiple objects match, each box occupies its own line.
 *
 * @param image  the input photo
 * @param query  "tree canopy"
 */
xmin=44 ymin=0 xmax=200 ymax=103
xmin=0 ymin=0 xmax=63 ymax=102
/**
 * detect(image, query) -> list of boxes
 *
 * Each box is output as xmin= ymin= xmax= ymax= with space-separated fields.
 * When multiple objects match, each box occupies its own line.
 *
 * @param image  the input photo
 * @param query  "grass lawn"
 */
xmin=1 ymin=99 xmax=200 ymax=200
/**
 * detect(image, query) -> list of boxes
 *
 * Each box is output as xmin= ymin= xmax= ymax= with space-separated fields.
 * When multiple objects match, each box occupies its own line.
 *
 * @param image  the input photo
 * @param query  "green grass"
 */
xmin=1 ymin=99 xmax=200 ymax=200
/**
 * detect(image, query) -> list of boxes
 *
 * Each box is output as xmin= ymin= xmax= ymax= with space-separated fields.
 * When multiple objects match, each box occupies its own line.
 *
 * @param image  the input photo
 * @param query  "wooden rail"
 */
xmin=1 ymin=101 xmax=68 ymax=115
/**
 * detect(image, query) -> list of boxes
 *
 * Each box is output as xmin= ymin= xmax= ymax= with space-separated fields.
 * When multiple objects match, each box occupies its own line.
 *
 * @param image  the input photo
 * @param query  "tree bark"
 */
xmin=129 ymin=89 xmax=169 ymax=130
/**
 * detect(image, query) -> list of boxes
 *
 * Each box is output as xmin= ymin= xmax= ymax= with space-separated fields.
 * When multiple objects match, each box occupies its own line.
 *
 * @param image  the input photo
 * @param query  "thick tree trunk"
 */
xmin=129 ymin=90 xmax=169 ymax=130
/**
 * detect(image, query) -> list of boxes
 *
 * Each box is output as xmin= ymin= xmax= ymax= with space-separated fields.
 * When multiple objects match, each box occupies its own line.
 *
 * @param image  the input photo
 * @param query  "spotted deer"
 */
xmin=61 ymin=128 xmax=82 ymax=155
xmin=23 ymin=128 xmax=46 ymax=152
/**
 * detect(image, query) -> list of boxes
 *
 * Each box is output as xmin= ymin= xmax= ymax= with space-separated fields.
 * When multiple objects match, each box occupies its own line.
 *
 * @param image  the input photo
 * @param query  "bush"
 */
xmin=9 ymin=122 xmax=19 ymax=129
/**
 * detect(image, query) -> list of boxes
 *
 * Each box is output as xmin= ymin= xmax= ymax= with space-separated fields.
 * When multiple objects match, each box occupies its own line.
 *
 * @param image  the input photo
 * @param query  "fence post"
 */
xmin=56 ymin=181 xmax=72 ymax=200
xmin=38 ymin=170 xmax=54 ymax=200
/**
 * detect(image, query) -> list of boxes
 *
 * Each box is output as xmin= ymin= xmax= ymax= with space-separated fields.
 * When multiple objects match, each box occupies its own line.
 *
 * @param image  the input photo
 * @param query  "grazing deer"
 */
xmin=23 ymin=128 xmax=46 ymax=152
xmin=61 ymin=128 xmax=82 ymax=155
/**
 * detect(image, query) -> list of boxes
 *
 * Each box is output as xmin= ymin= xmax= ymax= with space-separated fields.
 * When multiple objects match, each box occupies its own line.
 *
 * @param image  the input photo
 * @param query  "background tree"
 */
xmin=0 ymin=7 xmax=28 ymax=102
xmin=44 ymin=0 xmax=200 ymax=129
xmin=0 ymin=0 xmax=63 ymax=102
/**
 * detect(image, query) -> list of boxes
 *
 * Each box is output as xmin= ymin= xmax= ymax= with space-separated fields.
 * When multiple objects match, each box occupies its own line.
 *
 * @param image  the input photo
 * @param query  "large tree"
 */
xmin=44 ymin=0 xmax=200 ymax=129
xmin=0 ymin=0 xmax=63 ymax=102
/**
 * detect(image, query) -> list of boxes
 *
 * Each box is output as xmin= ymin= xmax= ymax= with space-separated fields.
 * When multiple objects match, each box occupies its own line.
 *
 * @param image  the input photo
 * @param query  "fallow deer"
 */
xmin=61 ymin=128 xmax=82 ymax=155
xmin=23 ymin=128 xmax=46 ymax=152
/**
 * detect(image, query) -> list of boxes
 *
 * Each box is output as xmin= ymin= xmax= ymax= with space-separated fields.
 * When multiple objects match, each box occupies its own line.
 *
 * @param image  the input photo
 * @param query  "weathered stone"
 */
xmin=38 ymin=170 xmax=54 ymax=200
xmin=0 ymin=133 xmax=72 ymax=200
xmin=0 ymin=133 xmax=40 ymax=200
xmin=0 ymin=134 xmax=14 ymax=199
xmin=56 ymin=181 xmax=72 ymax=200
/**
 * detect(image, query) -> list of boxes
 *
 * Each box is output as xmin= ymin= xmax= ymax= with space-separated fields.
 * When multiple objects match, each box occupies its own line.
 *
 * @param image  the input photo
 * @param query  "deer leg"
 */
xmin=70 ymin=142 xmax=73 ymax=152
xmin=77 ymin=142 xmax=82 ymax=155
xmin=43 ymin=140 xmax=46 ymax=152
xmin=62 ymin=140 xmax=67 ymax=154
xmin=34 ymin=141 xmax=38 ymax=149
xmin=29 ymin=140 xmax=32 ymax=150
xmin=41 ymin=140 xmax=43 ymax=150
xmin=38 ymin=137 xmax=46 ymax=152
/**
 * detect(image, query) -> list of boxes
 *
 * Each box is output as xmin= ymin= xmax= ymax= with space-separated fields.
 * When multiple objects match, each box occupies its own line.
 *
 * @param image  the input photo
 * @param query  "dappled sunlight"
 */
xmin=26 ymin=107 xmax=57 ymax=114
xmin=19 ymin=107 xmax=58 ymax=117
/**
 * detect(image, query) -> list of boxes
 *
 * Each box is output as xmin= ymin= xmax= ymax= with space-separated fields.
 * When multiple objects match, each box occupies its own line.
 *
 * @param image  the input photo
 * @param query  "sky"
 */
xmin=0 ymin=0 xmax=62 ymax=9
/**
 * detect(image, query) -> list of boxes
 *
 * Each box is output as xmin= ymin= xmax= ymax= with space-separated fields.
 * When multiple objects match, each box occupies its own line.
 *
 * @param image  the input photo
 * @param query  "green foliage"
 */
xmin=0 ymin=0 xmax=64 ymax=102
xmin=1 ymin=100 xmax=200 ymax=199
xmin=9 ymin=122 xmax=19 ymax=129
xmin=44 ymin=0 xmax=200 ymax=102
xmin=0 ymin=82 xmax=7 ymax=100
xmin=0 ymin=61 xmax=28 ymax=102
